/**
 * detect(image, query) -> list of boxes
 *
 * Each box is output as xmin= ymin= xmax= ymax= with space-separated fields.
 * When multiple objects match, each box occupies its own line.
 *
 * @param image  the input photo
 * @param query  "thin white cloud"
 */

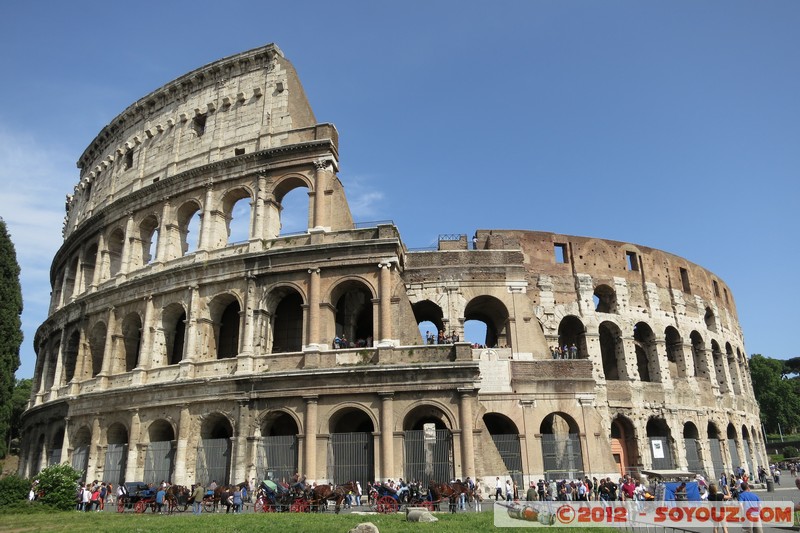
xmin=0 ymin=127 xmax=74 ymax=378
xmin=343 ymin=174 xmax=386 ymax=221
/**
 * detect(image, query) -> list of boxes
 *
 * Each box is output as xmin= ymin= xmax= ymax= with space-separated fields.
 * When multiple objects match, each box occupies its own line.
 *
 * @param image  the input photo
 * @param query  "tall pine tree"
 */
xmin=0 ymin=218 xmax=23 ymax=458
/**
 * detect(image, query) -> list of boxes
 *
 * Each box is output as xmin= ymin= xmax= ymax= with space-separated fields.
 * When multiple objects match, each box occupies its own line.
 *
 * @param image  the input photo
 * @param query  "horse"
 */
xmin=211 ymin=481 xmax=248 ymax=513
xmin=429 ymin=481 xmax=473 ymax=513
xmin=309 ymin=481 xmax=356 ymax=513
xmin=164 ymin=484 xmax=191 ymax=513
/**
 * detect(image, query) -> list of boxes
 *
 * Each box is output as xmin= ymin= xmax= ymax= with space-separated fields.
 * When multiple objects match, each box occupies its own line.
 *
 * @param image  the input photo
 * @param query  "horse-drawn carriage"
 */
xmin=255 ymin=480 xmax=356 ymax=514
xmin=116 ymin=482 xmax=156 ymax=513
xmin=368 ymin=483 xmax=436 ymax=513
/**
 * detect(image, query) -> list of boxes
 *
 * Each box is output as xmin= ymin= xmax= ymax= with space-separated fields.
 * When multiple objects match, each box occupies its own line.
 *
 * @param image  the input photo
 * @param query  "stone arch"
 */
xmin=176 ymin=199 xmax=202 ymax=256
xmin=72 ymin=425 xmax=92 ymax=477
xmin=105 ymin=422 xmax=129 ymax=487
xmin=412 ymin=300 xmax=445 ymax=344
xmin=121 ymin=312 xmax=142 ymax=372
xmin=599 ymin=320 xmax=624 ymax=380
xmin=49 ymin=426 xmax=65 ymax=466
xmin=711 ymin=340 xmax=729 ymax=393
xmin=594 ymin=284 xmax=617 ymax=314
xmin=463 ymin=295 xmax=511 ymax=348
xmin=145 ymin=419 xmax=175 ymax=485
xmin=540 ymin=412 xmax=584 ymax=479
xmin=32 ymin=434 xmax=45 ymax=476
xmin=107 ymin=227 xmax=125 ymax=278
xmin=62 ymin=255 xmax=79 ymax=302
xmin=330 ymin=278 xmax=376 ymax=347
xmin=401 ymin=402 xmax=456 ymax=431
xmin=261 ymin=410 xmax=301 ymax=437
xmin=270 ymin=174 xmax=313 ymax=238
xmin=138 ymin=213 xmax=160 ymax=267
xmin=402 ymin=403 xmax=455 ymax=484
xmin=88 ymin=321 xmax=107 ymax=377
xmin=610 ymin=415 xmax=639 ymax=477
xmin=683 ymin=421 xmax=704 ymax=474
xmin=107 ymin=422 xmax=129 ymax=445
xmin=262 ymin=285 xmax=305 ymax=354
xmin=664 ymin=326 xmax=685 ymax=378
xmin=200 ymin=412 xmax=235 ymax=439
xmin=707 ymin=422 xmax=725 ymax=478
xmin=148 ymin=419 xmax=176 ymax=442
xmin=483 ymin=412 xmax=520 ymax=435
xmin=690 ymin=330 xmax=709 ymax=379
xmin=725 ymin=342 xmax=741 ymax=394
xmin=258 ymin=411 xmax=300 ymax=483
xmin=704 ymin=307 xmax=717 ymax=333
xmin=328 ymin=405 xmax=376 ymax=487
xmin=483 ymin=413 xmax=523 ymax=486
xmin=726 ymin=423 xmax=740 ymax=471
xmin=646 ymin=417 xmax=675 ymax=470
xmin=741 ymin=425 xmax=753 ymax=474
xmin=329 ymin=405 xmax=378 ymax=433
xmin=208 ymin=292 xmax=242 ymax=359
xmin=63 ymin=330 xmax=81 ymax=383
xmin=221 ymin=186 xmax=253 ymax=245
xmin=82 ymin=242 xmax=98 ymax=291
xmin=633 ymin=322 xmax=660 ymax=383
xmin=162 ymin=302 xmax=187 ymax=366
xmin=557 ymin=315 xmax=587 ymax=359
xmin=52 ymin=270 xmax=64 ymax=310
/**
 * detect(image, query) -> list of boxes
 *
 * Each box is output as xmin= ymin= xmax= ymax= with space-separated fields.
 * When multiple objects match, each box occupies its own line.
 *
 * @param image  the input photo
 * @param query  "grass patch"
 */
xmin=0 ymin=508 xmax=603 ymax=532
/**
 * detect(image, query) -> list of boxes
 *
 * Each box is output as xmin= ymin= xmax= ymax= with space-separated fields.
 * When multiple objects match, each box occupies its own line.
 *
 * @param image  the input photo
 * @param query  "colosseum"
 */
xmin=20 ymin=44 xmax=766 ymax=491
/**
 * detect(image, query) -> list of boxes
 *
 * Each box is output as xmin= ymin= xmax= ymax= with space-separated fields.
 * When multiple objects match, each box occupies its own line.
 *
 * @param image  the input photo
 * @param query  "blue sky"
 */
xmin=1 ymin=1 xmax=798 ymax=380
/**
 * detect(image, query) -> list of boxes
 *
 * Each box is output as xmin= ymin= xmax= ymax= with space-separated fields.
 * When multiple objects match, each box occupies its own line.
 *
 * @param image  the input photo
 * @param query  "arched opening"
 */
xmin=162 ymin=304 xmax=186 ymax=366
xmin=88 ymin=322 xmax=107 ymax=377
xmin=594 ymin=284 xmax=617 ymax=313
xmin=540 ymin=412 xmax=584 ymax=480
xmin=711 ymin=340 xmax=728 ymax=393
xmin=71 ymin=426 xmax=91 ymax=479
xmin=599 ymin=321 xmax=623 ymax=380
xmin=704 ymin=307 xmax=717 ymax=332
xmin=726 ymin=343 xmax=741 ymax=395
xmin=32 ymin=435 xmax=45 ymax=477
xmin=51 ymin=271 xmax=64 ymax=311
xmin=197 ymin=414 xmax=233 ymax=486
xmin=49 ymin=427 xmax=64 ymax=466
xmin=646 ymin=418 xmax=674 ymax=470
xmin=707 ymin=423 xmax=725 ymax=479
xmin=223 ymin=189 xmax=252 ymax=245
xmin=209 ymin=295 xmax=241 ymax=359
xmin=177 ymin=201 xmax=202 ymax=256
xmin=139 ymin=214 xmax=159 ymax=266
xmin=610 ymin=416 xmax=639 ymax=478
xmin=258 ymin=412 xmax=299 ymax=483
xmin=105 ymin=423 xmax=129 ymax=487
xmin=633 ymin=322 xmax=659 ymax=383
xmin=332 ymin=281 xmax=374 ymax=347
xmin=403 ymin=405 xmax=454 ymax=484
xmin=412 ymin=300 xmax=445 ymax=344
xmin=665 ymin=326 xmax=685 ymax=378
xmin=62 ymin=256 xmax=78 ymax=302
xmin=464 ymin=295 xmax=511 ymax=348
xmin=271 ymin=290 xmax=303 ymax=353
xmin=557 ymin=316 xmax=587 ymax=359
xmin=741 ymin=425 xmax=752 ymax=475
xmin=63 ymin=331 xmax=80 ymax=384
xmin=483 ymin=413 xmax=522 ymax=487
xmin=726 ymin=423 xmax=740 ymax=473
xmin=274 ymin=180 xmax=310 ymax=236
xmin=690 ymin=331 xmax=708 ymax=379
xmin=683 ymin=422 xmax=704 ymax=475
xmin=82 ymin=243 xmax=98 ymax=290
xmin=329 ymin=408 xmax=375 ymax=487
xmin=121 ymin=313 xmax=142 ymax=372
xmin=144 ymin=420 xmax=175 ymax=485
xmin=108 ymin=228 xmax=125 ymax=277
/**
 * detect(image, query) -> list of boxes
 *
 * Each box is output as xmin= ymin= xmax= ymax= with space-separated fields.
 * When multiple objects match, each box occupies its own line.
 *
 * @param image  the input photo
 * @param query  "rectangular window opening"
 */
xmin=234 ymin=148 xmax=245 ymax=156
xmin=680 ymin=267 xmax=691 ymax=293
xmin=625 ymin=251 xmax=639 ymax=271
xmin=712 ymin=280 xmax=720 ymax=297
xmin=124 ymin=150 xmax=134 ymax=170
xmin=554 ymin=243 xmax=568 ymax=264
xmin=723 ymin=288 xmax=729 ymax=303
xmin=192 ymin=113 xmax=207 ymax=137
xmin=153 ymin=177 xmax=160 ymax=183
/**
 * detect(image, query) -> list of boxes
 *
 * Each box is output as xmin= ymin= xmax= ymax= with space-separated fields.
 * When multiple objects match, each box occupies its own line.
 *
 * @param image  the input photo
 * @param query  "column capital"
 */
xmin=378 ymin=391 xmax=394 ymax=400
xmin=308 ymin=268 xmax=320 ymax=275
xmin=303 ymin=395 xmax=319 ymax=404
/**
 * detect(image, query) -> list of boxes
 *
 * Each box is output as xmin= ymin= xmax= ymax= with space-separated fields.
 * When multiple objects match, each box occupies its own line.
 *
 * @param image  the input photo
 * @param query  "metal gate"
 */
xmin=542 ymin=434 xmax=584 ymax=480
xmin=196 ymin=438 xmax=231 ymax=486
xmin=104 ymin=443 xmax=128 ymax=487
xmin=728 ymin=439 xmax=740 ymax=471
xmin=143 ymin=441 xmax=174 ymax=484
xmin=648 ymin=437 xmax=674 ymax=470
xmin=404 ymin=429 xmax=454 ymax=484
xmin=48 ymin=448 xmax=62 ymax=467
xmin=743 ymin=440 xmax=752 ymax=473
xmin=256 ymin=435 xmax=298 ymax=482
xmin=491 ymin=434 xmax=524 ymax=487
xmin=329 ymin=432 xmax=374 ymax=487
xmin=709 ymin=438 xmax=725 ymax=478
xmin=71 ymin=445 xmax=89 ymax=478
xmin=684 ymin=438 xmax=704 ymax=475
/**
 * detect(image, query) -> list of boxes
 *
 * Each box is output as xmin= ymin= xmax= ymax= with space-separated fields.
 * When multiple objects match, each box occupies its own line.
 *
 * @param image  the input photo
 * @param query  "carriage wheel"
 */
xmin=202 ymin=499 xmax=214 ymax=513
xmin=117 ymin=499 xmax=125 ymax=513
xmin=134 ymin=500 xmax=146 ymax=514
xmin=290 ymin=498 xmax=309 ymax=513
xmin=377 ymin=495 xmax=398 ymax=514
xmin=422 ymin=500 xmax=434 ymax=511
xmin=254 ymin=497 xmax=266 ymax=512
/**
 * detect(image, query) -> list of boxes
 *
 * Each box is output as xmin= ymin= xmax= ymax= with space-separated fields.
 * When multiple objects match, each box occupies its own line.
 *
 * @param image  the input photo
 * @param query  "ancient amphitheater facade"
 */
xmin=20 ymin=44 xmax=766 ymax=488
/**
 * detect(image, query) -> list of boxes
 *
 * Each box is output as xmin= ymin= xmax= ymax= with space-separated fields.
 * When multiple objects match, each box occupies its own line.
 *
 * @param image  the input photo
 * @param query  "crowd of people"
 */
xmin=550 ymin=344 xmax=578 ymax=359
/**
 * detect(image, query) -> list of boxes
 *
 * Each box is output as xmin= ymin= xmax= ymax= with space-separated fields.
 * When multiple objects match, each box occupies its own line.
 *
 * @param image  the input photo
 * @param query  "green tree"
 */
xmin=0 ymin=473 xmax=30 ymax=505
xmin=749 ymin=354 xmax=800 ymax=434
xmin=9 ymin=378 xmax=32 ymax=453
xmin=34 ymin=463 xmax=81 ymax=511
xmin=0 ymin=218 xmax=23 ymax=458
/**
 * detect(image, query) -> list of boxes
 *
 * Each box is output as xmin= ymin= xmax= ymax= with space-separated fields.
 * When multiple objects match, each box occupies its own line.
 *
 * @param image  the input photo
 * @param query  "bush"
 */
xmin=34 ymin=463 xmax=81 ymax=511
xmin=0 ymin=474 xmax=30 ymax=505
xmin=784 ymin=446 xmax=799 ymax=459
